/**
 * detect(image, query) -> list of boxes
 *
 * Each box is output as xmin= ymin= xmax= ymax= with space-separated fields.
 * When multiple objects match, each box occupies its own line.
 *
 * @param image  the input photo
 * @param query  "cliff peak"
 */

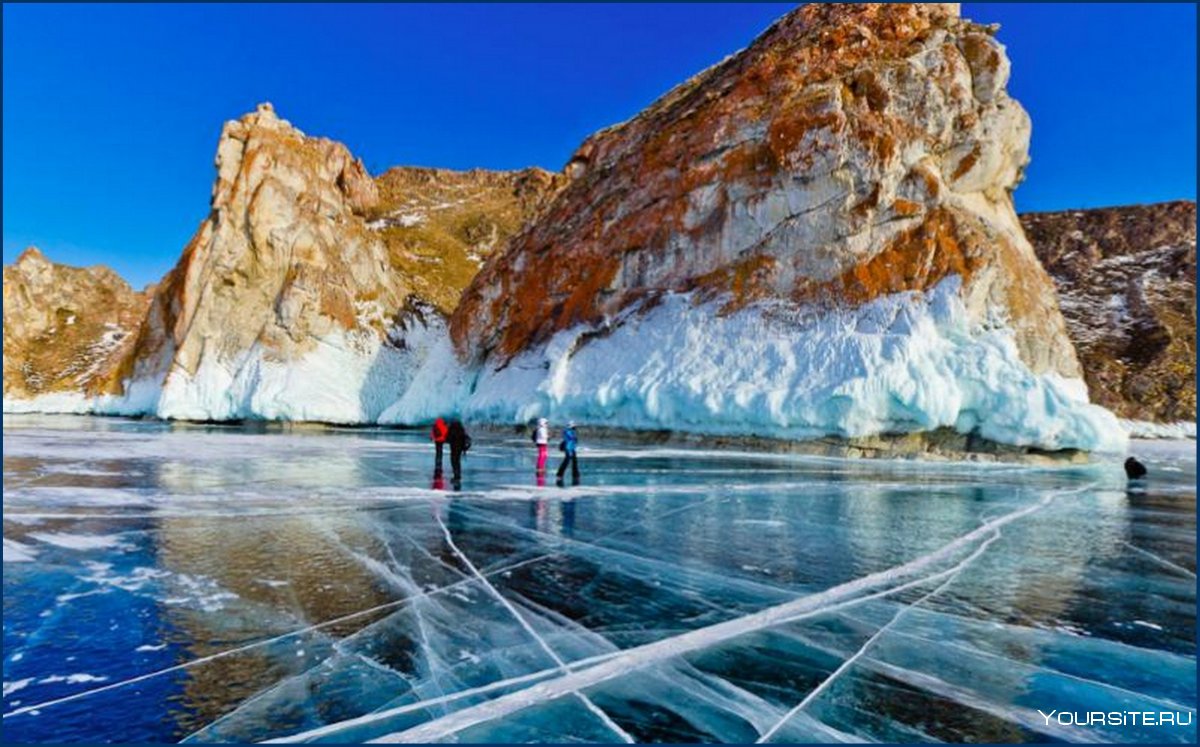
xmin=15 ymin=246 xmax=48 ymax=267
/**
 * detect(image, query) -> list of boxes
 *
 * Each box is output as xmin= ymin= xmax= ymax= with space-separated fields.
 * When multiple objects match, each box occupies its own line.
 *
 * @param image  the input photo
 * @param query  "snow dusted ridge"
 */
xmin=382 ymin=277 xmax=1127 ymax=454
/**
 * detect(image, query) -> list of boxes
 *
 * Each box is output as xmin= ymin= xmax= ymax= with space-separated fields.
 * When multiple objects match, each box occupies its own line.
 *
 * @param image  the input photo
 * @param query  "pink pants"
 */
xmin=536 ymin=444 xmax=548 ymax=471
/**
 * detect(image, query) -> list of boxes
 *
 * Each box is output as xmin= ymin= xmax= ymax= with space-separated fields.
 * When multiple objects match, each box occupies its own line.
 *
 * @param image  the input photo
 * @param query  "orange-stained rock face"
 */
xmin=451 ymin=2 xmax=1080 ymax=381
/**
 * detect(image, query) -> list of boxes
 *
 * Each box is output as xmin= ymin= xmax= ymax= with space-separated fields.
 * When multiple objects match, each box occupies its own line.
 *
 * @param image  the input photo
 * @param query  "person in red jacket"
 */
xmin=431 ymin=417 xmax=448 ymax=473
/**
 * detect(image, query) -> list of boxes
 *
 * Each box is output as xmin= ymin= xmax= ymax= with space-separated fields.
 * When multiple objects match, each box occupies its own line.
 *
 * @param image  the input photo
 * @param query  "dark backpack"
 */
xmin=463 ymin=434 xmax=473 ymax=453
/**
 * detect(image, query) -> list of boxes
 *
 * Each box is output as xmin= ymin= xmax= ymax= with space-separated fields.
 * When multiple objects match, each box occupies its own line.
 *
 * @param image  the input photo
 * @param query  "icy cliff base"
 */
xmin=4 ymin=320 xmax=445 ymax=424
xmin=149 ymin=327 xmax=426 ymax=424
xmin=383 ymin=278 xmax=1127 ymax=453
xmin=6 ymin=279 xmax=1128 ymax=453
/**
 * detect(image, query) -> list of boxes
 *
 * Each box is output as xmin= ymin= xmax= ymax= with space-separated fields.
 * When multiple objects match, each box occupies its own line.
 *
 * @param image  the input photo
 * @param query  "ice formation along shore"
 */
xmin=5 ymin=275 xmax=1126 ymax=452
xmin=383 ymin=277 xmax=1124 ymax=453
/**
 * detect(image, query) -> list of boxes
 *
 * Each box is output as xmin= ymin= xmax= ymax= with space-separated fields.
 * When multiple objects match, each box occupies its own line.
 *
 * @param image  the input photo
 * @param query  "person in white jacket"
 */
xmin=533 ymin=417 xmax=550 ymax=473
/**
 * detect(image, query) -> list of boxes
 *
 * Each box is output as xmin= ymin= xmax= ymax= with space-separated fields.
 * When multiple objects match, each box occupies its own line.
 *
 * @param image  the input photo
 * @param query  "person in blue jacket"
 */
xmin=556 ymin=421 xmax=581 ymax=487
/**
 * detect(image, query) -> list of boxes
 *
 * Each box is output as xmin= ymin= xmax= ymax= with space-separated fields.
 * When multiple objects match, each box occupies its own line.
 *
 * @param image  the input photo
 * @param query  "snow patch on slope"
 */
xmin=383 ymin=277 xmax=1125 ymax=453
xmin=27 ymin=533 xmax=133 ymax=552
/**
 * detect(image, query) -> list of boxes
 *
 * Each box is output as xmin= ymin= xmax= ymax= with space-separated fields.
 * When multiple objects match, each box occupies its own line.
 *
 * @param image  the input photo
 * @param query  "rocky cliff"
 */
xmin=3 ymin=248 xmax=150 ymax=406
xmin=4 ymin=104 xmax=559 ymax=422
xmin=1021 ymin=200 xmax=1196 ymax=425
xmin=96 ymin=103 xmax=422 ymax=421
xmin=390 ymin=2 xmax=1121 ymax=452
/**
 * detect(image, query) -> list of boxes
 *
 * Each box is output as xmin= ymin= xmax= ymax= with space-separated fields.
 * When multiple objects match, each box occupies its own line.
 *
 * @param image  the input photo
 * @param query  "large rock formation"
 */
xmin=1021 ymin=201 xmax=1196 ymax=425
xmin=4 ymin=104 xmax=559 ymax=422
xmin=96 ymin=103 xmax=420 ymax=421
xmin=6 ymin=4 xmax=1151 ymax=454
xmin=391 ymin=2 xmax=1122 ymax=452
xmin=3 ymin=248 xmax=150 ymax=409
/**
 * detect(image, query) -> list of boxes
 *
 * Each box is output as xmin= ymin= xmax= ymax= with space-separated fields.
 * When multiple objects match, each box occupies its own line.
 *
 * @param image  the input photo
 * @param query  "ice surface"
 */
xmin=3 ymin=538 xmax=37 ymax=563
xmin=6 ymin=277 xmax=1128 ymax=452
xmin=26 ymin=533 xmax=133 ymax=552
xmin=2 ymin=415 xmax=1193 ymax=743
xmin=383 ymin=278 xmax=1126 ymax=453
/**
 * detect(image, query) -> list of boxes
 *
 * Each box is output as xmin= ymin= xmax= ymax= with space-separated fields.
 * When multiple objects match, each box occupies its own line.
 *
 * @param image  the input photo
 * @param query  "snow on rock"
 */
xmin=432 ymin=3 xmax=1123 ymax=453
xmin=6 ymin=310 xmax=446 ymax=424
xmin=98 ymin=102 xmax=414 ymax=422
xmin=452 ymin=4 xmax=1081 ymax=388
xmin=384 ymin=277 xmax=1125 ymax=453
xmin=1120 ymin=419 xmax=1197 ymax=440
xmin=27 ymin=532 xmax=133 ymax=552
xmin=1022 ymin=201 xmax=1196 ymax=423
xmin=366 ymin=211 xmax=426 ymax=230
xmin=4 ymin=108 xmax=558 ymax=425
xmin=147 ymin=313 xmax=446 ymax=423
xmin=2 ymin=247 xmax=149 ymax=402
xmin=2 ymin=103 xmax=441 ymax=423
xmin=0 ymin=9 xmax=1144 ymax=456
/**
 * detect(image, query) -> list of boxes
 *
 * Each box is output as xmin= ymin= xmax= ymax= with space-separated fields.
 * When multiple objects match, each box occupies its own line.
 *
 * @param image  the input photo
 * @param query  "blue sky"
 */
xmin=3 ymin=3 xmax=1195 ymax=287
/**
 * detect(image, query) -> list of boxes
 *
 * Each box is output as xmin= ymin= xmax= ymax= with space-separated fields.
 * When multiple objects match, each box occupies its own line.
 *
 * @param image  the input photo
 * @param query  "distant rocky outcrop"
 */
xmin=1021 ymin=200 xmax=1196 ymax=424
xmin=367 ymin=166 xmax=564 ymax=314
xmin=3 ymin=248 xmax=150 ymax=405
xmin=410 ymin=2 xmax=1121 ymax=452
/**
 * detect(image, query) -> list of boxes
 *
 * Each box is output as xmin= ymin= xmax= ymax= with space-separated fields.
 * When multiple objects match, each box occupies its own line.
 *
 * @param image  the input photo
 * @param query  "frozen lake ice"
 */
xmin=2 ymin=414 xmax=1195 ymax=743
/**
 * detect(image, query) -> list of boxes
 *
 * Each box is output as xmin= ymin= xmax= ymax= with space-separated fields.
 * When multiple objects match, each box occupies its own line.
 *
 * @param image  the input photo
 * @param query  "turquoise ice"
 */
xmin=2 ymin=415 xmax=1194 ymax=743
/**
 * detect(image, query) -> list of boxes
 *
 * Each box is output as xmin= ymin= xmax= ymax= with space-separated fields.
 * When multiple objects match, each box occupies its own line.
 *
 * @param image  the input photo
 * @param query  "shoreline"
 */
xmin=2 ymin=412 xmax=1110 ymax=465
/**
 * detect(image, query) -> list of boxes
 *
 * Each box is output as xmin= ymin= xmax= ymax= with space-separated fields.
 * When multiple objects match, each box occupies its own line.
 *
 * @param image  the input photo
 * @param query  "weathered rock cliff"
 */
xmin=3 ymin=248 xmax=150 ymax=406
xmin=405 ymin=2 xmax=1120 ymax=451
xmin=4 ymin=104 xmax=559 ymax=422
xmin=6 ymin=4 xmax=1150 ymax=453
xmin=454 ymin=4 xmax=1073 ymax=374
xmin=1021 ymin=200 xmax=1196 ymax=424
xmin=96 ymin=103 xmax=418 ymax=421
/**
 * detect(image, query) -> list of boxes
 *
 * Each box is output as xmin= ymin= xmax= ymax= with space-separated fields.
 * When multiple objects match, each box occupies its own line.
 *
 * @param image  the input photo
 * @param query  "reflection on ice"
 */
xmin=2 ymin=415 xmax=1195 ymax=743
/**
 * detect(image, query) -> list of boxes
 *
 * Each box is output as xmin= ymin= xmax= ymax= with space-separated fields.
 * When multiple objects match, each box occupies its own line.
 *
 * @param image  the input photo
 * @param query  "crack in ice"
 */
xmin=266 ymin=545 xmax=1017 ymax=744
xmin=1120 ymin=540 xmax=1197 ymax=580
xmin=756 ymin=530 xmax=1002 ymax=742
xmin=433 ymin=512 xmax=635 ymax=743
xmin=361 ymin=487 xmax=1075 ymax=743
xmin=3 ymin=491 xmax=727 ymax=723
